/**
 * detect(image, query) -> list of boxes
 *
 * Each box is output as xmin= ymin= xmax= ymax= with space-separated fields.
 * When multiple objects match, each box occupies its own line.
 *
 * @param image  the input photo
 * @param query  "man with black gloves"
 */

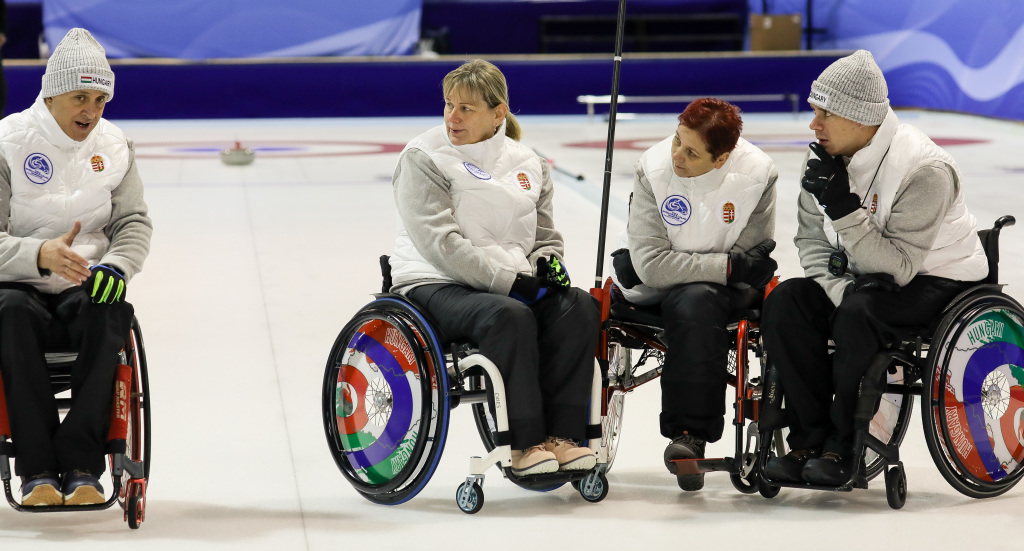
xmin=761 ymin=50 xmax=988 ymax=487
xmin=609 ymin=98 xmax=777 ymax=491
xmin=0 ymin=29 xmax=152 ymax=506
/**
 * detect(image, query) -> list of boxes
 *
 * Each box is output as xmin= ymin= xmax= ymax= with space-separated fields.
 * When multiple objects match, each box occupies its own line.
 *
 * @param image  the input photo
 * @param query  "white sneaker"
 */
xmin=510 ymin=444 xmax=558 ymax=476
xmin=544 ymin=437 xmax=597 ymax=471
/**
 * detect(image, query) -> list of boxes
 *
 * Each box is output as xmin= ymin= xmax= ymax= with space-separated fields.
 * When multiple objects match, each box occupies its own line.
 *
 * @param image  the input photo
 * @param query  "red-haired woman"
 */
xmin=610 ymin=98 xmax=778 ymax=491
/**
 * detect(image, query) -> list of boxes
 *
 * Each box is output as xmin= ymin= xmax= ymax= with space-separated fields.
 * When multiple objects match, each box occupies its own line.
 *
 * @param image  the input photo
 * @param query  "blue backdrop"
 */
xmin=754 ymin=0 xmax=1024 ymax=120
xmin=41 ymin=0 xmax=422 ymax=58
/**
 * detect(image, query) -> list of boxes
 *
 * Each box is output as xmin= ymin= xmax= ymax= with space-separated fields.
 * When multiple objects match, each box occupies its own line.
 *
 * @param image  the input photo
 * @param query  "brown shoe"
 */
xmin=510 ymin=445 xmax=558 ymax=476
xmin=544 ymin=437 xmax=597 ymax=471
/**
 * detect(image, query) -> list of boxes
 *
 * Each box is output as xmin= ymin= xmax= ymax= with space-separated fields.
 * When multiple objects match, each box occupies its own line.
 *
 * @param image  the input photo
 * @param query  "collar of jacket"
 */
xmin=30 ymin=93 xmax=95 ymax=152
xmin=845 ymin=107 xmax=898 ymax=196
xmin=441 ymin=119 xmax=508 ymax=168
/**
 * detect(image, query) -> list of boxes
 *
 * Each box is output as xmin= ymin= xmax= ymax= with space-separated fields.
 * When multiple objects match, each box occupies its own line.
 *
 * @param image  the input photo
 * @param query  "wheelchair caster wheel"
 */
xmin=127 ymin=494 xmax=143 ymax=529
xmin=456 ymin=481 xmax=484 ymax=514
xmin=730 ymin=473 xmax=759 ymax=494
xmin=570 ymin=480 xmax=580 ymax=491
xmin=885 ymin=466 xmax=907 ymax=510
xmin=578 ymin=471 xmax=609 ymax=503
xmin=757 ymin=478 xmax=780 ymax=499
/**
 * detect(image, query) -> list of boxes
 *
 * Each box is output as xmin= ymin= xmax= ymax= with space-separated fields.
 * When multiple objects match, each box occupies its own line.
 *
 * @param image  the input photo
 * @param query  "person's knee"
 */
xmin=662 ymin=284 xmax=726 ymax=322
xmin=0 ymin=290 xmax=43 ymax=322
xmin=763 ymin=278 xmax=819 ymax=318
xmin=482 ymin=298 xmax=537 ymax=339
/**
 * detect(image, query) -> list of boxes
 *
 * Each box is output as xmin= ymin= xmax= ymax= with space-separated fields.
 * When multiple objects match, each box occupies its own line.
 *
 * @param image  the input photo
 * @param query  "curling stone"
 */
xmin=221 ymin=141 xmax=255 ymax=165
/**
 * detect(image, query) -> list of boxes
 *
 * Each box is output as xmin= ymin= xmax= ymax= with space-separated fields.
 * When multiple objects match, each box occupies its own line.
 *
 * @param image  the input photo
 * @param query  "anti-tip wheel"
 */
xmin=456 ymin=481 xmax=484 ymax=514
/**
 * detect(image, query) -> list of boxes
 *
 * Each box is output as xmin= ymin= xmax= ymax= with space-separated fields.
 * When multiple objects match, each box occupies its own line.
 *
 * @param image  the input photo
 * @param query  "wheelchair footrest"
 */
xmin=505 ymin=468 xmax=594 ymax=489
xmin=671 ymin=457 xmax=736 ymax=476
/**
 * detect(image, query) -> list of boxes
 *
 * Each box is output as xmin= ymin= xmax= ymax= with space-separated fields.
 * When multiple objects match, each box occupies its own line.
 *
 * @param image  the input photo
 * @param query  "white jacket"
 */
xmin=0 ymin=96 xmax=133 ymax=293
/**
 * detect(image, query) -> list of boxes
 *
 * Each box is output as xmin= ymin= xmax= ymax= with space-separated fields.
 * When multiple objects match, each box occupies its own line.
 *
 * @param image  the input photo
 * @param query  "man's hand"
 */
xmin=37 ymin=221 xmax=91 ymax=284
xmin=84 ymin=265 xmax=126 ymax=304
xmin=844 ymin=273 xmax=900 ymax=297
xmin=802 ymin=142 xmax=861 ymax=220
xmin=728 ymin=239 xmax=778 ymax=288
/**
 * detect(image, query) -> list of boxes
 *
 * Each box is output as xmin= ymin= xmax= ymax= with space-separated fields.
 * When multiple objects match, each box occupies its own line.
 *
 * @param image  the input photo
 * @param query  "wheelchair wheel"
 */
xmin=863 ymin=363 xmax=914 ymax=481
xmin=322 ymin=297 xmax=450 ymax=505
xmin=922 ymin=291 xmax=1024 ymax=499
xmin=117 ymin=318 xmax=151 ymax=515
xmin=602 ymin=343 xmax=629 ymax=472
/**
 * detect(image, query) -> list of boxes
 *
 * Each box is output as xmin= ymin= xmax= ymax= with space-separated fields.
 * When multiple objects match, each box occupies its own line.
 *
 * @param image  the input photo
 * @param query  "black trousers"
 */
xmin=761 ymin=275 xmax=971 ymax=454
xmin=407 ymin=284 xmax=599 ymax=450
xmin=659 ymin=283 xmax=754 ymax=442
xmin=0 ymin=283 xmax=134 ymax=477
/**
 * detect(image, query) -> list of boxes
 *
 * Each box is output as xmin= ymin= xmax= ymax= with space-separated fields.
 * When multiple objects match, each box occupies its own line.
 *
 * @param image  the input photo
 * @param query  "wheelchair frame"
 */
xmin=755 ymin=215 xmax=1024 ymax=509
xmin=321 ymin=294 xmax=608 ymax=514
xmin=0 ymin=317 xmax=151 ymax=529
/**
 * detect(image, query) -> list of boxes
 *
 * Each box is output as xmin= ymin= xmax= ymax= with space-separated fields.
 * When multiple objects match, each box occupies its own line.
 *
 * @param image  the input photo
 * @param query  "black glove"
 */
xmin=728 ymin=239 xmax=778 ymax=288
xmin=844 ymin=273 xmax=900 ymax=298
xmin=611 ymin=248 xmax=642 ymax=289
xmin=802 ymin=142 xmax=861 ymax=220
xmin=84 ymin=264 xmax=125 ymax=304
xmin=509 ymin=274 xmax=553 ymax=305
xmin=536 ymin=256 xmax=571 ymax=289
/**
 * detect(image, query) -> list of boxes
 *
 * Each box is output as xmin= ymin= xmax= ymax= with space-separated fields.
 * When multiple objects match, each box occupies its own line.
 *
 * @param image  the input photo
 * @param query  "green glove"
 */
xmin=85 ymin=265 xmax=125 ymax=304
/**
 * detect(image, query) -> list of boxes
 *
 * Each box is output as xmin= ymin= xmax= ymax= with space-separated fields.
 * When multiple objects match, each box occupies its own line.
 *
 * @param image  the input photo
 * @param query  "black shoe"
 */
xmin=802 ymin=451 xmax=854 ymax=486
xmin=763 ymin=447 xmax=820 ymax=483
xmin=20 ymin=471 xmax=62 ymax=506
xmin=664 ymin=433 xmax=706 ymax=491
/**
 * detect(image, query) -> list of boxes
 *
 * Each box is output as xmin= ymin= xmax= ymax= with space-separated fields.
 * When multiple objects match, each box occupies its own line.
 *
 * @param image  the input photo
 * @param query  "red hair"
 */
xmin=677 ymin=98 xmax=743 ymax=159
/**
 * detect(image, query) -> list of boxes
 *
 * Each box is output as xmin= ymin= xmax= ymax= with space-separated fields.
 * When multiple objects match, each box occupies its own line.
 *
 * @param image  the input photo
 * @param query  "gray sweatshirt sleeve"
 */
xmin=628 ymin=162 xmax=729 ymax=287
xmin=526 ymin=159 xmax=566 ymax=269
xmin=832 ymin=160 xmax=954 ymax=286
xmin=100 ymin=141 xmax=153 ymax=282
xmin=0 ymin=156 xmax=48 ymax=278
xmin=729 ymin=164 xmax=777 ymax=254
xmin=796 ymin=160 xmax=955 ymax=305
xmin=393 ymin=147 xmax=519 ymax=295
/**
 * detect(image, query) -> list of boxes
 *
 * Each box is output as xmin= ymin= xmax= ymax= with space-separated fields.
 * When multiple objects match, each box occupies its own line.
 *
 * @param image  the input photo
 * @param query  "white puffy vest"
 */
xmin=821 ymin=110 xmax=987 ymax=281
xmin=0 ymin=96 xmax=130 ymax=293
xmin=390 ymin=123 xmax=544 ymax=287
xmin=615 ymin=136 xmax=774 ymax=303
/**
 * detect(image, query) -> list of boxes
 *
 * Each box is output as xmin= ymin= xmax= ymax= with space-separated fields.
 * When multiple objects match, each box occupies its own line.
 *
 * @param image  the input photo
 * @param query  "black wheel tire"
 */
xmin=579 ymin=472 xmax=609 ymax=503
xmin=127 ymin=494 xmax=142 ymax=529
xmin=885 ymin=467 xmax=907 ymax=510
xmin=570 ymin=480 xmax=581 ymax=491
xmin=730 ymin=472 xmax=759 ymax=494
xmin=456 ymin=482 xmax=484 ymax=514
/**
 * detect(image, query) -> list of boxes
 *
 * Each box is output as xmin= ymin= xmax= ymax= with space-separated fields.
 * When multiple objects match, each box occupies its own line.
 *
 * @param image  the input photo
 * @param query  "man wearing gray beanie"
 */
xmin=760 ymin=49 xmax=988 ymax=487
xmin=0 ymin=28 xmax=151 ymax=506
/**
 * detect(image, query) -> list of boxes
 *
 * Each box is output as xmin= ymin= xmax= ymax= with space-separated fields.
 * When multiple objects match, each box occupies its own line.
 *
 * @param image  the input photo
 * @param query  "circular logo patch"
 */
xmin=24 ymin=153 xmax=53 ymax=185
xmin=661 ymin=195 xmax=692 ymax=226
xmin=463 ymin=162 xmax=491 ymax=180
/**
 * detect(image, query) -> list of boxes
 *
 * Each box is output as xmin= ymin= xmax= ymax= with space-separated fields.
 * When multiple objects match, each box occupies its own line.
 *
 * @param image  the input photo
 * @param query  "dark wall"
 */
xmin=4 ymin=54 xmax=839 ymax=119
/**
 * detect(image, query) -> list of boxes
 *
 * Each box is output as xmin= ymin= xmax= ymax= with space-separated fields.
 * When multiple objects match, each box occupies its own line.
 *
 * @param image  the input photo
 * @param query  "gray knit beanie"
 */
xmin=808 ymin=49 xmax=887 ymax=125
xmin=41 ymin=28 xmax=115 ymax=101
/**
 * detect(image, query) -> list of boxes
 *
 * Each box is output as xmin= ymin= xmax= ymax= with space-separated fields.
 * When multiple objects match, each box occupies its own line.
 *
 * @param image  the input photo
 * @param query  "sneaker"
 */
xmin=802 ymin=451 xmax=854 ymax=486
xmin=62 ymin=469 xmax=105 ymax=505
xmin=763 ymin=447 xmax=820 ymax=483
xmin=544 ymin=437 xmax=597 ymax=471
xmin=664 ymin=433 xmax=706 ymax=491
xmin=20 ymin=472 xmax=62 ymax=506
xmin=510 ymin=445 xmax=558 ymax=476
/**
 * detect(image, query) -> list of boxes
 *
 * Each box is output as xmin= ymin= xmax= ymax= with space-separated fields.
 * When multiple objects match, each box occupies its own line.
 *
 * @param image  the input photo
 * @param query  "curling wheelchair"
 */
xmin=321 ymin=257 xmax=608 ymax=514
xmin=755 ymin=215 xmax=1024 ymax=509
xmin=0 ymin=316 xmax=151 ymax=529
